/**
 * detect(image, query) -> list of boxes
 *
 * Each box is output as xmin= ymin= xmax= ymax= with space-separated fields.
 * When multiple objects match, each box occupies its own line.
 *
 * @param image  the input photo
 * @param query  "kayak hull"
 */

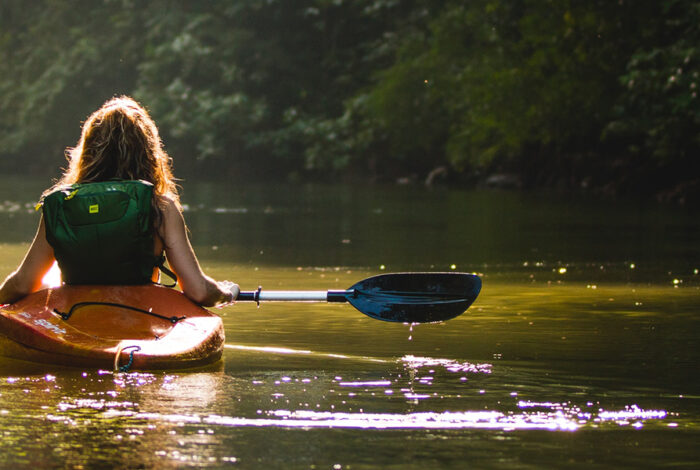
xmin=0 ymin=285 xmax=225 ymax=370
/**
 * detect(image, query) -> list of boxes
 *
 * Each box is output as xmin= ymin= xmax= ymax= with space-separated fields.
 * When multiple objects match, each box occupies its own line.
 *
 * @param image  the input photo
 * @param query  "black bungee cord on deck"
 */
xmin=53 ymin=301 xmax=186 ymax=324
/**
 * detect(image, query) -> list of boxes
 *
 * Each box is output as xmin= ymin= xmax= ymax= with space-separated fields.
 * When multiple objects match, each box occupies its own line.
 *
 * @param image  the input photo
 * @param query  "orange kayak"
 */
xmin=0 ymin=285 xmax=224 ymax=370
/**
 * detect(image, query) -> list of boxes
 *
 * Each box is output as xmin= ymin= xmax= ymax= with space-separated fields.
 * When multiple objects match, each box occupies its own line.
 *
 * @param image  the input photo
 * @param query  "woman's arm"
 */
xmin=159 ymin=198 xmax=239 ymax=306
xmin=0 ymin=216 xmax=56 ymax=304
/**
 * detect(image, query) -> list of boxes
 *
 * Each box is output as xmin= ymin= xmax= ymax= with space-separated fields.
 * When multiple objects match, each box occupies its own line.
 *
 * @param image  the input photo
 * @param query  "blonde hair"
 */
xmin=46 ymin=96 xmax=180 ymax=224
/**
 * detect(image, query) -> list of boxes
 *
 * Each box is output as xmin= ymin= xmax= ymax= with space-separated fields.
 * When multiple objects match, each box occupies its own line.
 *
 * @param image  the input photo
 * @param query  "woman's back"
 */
xmin=0 ymin=96 xmax=238 ymax=306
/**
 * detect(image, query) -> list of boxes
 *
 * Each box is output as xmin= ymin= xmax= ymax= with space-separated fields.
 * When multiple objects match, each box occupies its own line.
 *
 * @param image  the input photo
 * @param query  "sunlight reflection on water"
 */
xmin=7 ymin=350 xmax=671 ymax=435
xmin=53 ymin=402 xmax=670 ymax=432
xmin=401 ymin=355 xmax=492 ymax=374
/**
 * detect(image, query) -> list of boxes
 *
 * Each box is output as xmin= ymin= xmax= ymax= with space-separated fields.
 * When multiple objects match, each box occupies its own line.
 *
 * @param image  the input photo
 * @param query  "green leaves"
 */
xmin=0 ymin=0 xmax=698 ymax=195
xmin=612 ymin=1 xmax=700 ymax=163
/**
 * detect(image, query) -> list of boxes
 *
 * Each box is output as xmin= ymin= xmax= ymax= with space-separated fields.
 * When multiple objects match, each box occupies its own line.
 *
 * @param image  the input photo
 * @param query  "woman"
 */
xmin=0 ymin=96 xmax=239 ymax=306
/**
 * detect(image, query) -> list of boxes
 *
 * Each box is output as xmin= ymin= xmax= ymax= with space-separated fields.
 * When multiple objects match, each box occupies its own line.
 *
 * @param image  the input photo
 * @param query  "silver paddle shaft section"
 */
xmin=238 ymin=289 xmax=350 ymax=303
xmin=259 ymin=291 xmax=328 ymax=301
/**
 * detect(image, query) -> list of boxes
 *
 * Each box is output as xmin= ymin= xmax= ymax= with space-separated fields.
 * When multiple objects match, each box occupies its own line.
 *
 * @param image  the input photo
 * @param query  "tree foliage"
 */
xmin=0 ymin=0 xmax=697 ymax=197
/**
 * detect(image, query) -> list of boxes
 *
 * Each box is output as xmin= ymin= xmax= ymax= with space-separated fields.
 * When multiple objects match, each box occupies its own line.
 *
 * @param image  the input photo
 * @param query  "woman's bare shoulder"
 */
xmin=157 ymin=194 xmax=182 ymax=219
xmin=158 ymin=192 xmax=180 ymax=207
xmin=159 ymin=193 xmax=187 ymax=233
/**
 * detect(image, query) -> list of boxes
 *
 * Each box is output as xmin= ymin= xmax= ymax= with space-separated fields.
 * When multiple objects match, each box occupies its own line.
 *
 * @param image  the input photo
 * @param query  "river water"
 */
xmin=0 ymin=178 xmax=698 ymax=468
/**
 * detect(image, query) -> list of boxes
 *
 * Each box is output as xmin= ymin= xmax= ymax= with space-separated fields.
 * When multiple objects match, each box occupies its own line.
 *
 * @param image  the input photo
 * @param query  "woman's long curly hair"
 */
xmin=45 ymin=96 xmax=180 ymax=229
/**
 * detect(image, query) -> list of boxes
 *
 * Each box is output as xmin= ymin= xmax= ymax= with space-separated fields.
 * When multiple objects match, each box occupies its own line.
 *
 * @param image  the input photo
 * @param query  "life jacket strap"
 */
xmin=155 ymin=255 xmax=178 ymax=288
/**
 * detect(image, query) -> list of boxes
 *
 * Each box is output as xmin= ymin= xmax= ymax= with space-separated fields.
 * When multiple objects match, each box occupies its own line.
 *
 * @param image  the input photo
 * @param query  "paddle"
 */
xmin=236 ymin=272 xmax=481 ymax=323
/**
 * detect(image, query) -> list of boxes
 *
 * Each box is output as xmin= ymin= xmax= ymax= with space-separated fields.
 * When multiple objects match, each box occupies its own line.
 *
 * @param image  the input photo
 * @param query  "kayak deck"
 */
xmin=0 ymin=285 xmax=225 ymax=370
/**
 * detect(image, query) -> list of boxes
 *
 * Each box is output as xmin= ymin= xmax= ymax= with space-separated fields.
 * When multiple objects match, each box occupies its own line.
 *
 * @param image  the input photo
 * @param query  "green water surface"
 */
xmin=0 ymin=179 xmax=698 ymax=468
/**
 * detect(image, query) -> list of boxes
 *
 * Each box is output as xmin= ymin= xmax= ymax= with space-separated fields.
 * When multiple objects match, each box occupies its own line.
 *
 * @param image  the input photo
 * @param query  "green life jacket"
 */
xmin=42 ymin=180 xmax=171 ymax=285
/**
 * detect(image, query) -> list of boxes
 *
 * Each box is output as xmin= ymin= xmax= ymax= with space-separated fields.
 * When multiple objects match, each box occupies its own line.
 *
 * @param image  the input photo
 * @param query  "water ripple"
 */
xmin=79 ymin=403 xmax=670 ymax=432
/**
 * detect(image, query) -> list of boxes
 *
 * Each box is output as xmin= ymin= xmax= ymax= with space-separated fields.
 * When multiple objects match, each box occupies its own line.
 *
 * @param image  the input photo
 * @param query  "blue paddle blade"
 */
xmin=345 ymin=272 xmax=481 ymax=323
